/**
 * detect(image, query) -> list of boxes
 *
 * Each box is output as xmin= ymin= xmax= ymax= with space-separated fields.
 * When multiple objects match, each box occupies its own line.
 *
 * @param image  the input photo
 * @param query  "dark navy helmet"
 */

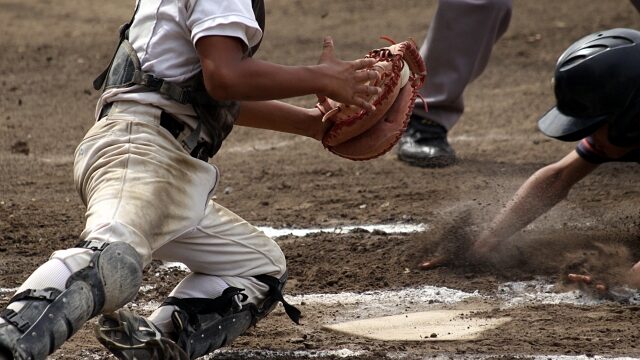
xmin=538 ymin=28 xmax=640 ymax=146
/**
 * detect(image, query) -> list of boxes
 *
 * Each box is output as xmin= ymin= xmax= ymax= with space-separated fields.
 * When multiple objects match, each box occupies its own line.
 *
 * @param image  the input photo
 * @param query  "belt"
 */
xmin=98 ymin=103 xmax=211 ymax=161
xmin=99 ymin=103 xmax=184 ymax=139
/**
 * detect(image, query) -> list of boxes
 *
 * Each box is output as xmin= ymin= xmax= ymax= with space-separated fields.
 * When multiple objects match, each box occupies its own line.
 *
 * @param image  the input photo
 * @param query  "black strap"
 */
xmin=162 ymin=287 xmax=248 ymax=331
xmin=75 ymin=239 xmax=110 ymax=252
xmin=1 ymin=309 xmax=31 ymax=332
xmin=1 ymin=287 xmax=62 ymax=332
xmin=254 ymin=274 xmax=301 ymax=325
xmin=130 ymin=70 xmax=194 ymax=105
xmin=9 ymin=288 xmax=61 ymax=304
xmin=93 ymin=0 xmax=141 ymax=90
xmin=162 ymin=287 xmax=247 ymax=317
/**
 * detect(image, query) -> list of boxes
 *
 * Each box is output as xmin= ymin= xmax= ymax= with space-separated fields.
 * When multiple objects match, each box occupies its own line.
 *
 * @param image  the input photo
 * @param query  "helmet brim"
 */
xmin=537 ymin=107 xmax=608 ymax=142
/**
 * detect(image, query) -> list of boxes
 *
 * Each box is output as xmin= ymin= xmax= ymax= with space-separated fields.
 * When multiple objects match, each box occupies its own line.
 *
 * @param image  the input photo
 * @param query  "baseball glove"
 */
xmin=316 ymin=37 xmax=426 ymax=161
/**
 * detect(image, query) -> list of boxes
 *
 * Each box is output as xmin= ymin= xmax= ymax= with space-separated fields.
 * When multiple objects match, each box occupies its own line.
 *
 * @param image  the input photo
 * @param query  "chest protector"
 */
xmin=93 ymin=0 xmax=266 ymax=159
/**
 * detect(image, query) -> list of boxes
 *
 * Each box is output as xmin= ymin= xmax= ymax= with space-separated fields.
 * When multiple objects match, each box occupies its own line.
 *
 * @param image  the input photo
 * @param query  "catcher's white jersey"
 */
xmin=96 ymin=0 xmax=262 ymax=129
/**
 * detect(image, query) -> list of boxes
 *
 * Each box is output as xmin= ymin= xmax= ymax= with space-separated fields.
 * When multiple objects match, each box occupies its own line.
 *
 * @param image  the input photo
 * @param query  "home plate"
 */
xmin=322 ymin=310 xmax=511 ymax=341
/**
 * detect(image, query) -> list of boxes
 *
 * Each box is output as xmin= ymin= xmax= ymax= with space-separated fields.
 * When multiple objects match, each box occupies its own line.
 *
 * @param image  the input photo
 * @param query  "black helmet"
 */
xmin=538 ymin=28 xmax=640 ymax=146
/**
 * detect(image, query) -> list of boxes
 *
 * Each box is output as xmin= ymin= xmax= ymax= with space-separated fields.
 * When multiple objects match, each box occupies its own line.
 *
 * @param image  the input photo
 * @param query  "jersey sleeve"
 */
xmin=186 ymin=0 xmax=262 ymax=50
xmin=576 ymin=136 xmax=640 ymax=164
xmin=575 ymin=137 xmax=611 ymax=164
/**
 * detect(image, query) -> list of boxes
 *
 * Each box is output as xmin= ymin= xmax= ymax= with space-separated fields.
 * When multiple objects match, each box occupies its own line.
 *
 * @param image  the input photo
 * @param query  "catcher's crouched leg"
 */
xmin=0 ymin=241 xmax=143 ymax=360
xmin=95 ymin=272 xmax=300 ymax=360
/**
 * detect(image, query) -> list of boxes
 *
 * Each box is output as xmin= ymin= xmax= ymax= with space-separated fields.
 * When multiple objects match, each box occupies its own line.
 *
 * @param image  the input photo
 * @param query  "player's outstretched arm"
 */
xmin=196 ymin=35 xmax=380 ymax=110
xmin=419 ymin=151 xmax=598 ymax=271
xmin=471 ymin=150 xmax=599 ymax=259
xmin=235 ymin=100 xmax=328 ymax=140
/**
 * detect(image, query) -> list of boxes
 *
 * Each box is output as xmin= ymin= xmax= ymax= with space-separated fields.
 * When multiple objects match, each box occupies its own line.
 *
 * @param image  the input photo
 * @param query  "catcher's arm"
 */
xmin=196 ymin=35 xmax=380 ymax=110
xmin=235 ymin=100 xmax=327 ymax=140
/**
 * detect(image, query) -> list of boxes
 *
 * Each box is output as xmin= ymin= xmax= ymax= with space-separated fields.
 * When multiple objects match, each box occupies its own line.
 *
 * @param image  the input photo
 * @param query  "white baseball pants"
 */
xmin=72 ymin=101 xmax=286 ymax=303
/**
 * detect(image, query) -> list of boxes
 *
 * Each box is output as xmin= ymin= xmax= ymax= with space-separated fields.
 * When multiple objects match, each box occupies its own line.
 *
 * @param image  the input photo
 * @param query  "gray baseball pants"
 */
xmin=412 ymin=0 xmax=513 ymax=131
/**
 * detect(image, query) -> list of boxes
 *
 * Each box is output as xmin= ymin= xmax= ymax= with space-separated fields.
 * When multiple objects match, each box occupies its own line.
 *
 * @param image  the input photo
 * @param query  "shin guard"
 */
xmin=169 ymin=272 xmax=300 ymax=359
xmin=0 ymin=241 xmax=142 ymax=360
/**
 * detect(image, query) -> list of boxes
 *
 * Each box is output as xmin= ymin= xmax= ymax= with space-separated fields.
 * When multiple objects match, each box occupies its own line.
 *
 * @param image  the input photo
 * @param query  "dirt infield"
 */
xmin=1 ymin=0 xmax=640 ymax=359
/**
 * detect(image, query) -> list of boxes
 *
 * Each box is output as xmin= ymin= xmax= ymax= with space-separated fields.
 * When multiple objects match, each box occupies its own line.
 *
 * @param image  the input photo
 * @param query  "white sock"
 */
xmin=148 ymin=305 xmax=179 ymax=335
xmin=5 ymin=258 xmax=72 ymax=314
xmin=169 ymin=273 xmax=229 ymax=299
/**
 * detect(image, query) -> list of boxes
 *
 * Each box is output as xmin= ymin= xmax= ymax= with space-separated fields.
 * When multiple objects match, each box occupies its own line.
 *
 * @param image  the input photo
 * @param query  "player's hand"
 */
xmin=418 ymin=255 xmax=449 ymax=270
xmin=468 ymin=234 xmax=501 ymax=259
xmin=308 ymin=106 xmax=333 ymax=141
xmin=316 ymin=36 xmax=381 ymax=112
xmin=566 ymin=273 xmax=609 ymax=295
xmin=418 ymin=237 xmax=510 ymax=272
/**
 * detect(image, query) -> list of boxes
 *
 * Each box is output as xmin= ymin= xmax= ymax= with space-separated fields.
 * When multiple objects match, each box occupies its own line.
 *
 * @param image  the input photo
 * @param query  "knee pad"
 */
xmin=49 ymin=241 xmax=143 ymax=313
xmin=68 ymin=240 xmax=143 ymax=314
xmin=0 ymin=241 xmax=143 ymax=360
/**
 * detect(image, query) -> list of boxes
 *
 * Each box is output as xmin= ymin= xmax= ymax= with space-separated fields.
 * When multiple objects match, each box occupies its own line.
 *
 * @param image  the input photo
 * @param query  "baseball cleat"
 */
xmin=397 ymin=118 xmax=457 ymax=168
xmin=95 ymin=310 xmax=188 ymax=360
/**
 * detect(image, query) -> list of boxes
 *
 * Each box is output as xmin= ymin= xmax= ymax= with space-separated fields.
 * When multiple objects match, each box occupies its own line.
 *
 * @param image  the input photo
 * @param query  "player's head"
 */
xmin=538 ymin=28 xmax=640 ymax=147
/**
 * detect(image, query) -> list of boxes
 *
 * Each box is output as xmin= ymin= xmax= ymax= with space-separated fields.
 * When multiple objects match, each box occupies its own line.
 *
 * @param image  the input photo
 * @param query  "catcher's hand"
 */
xmin=316 ymin=36 xmax=382 ymax=112
xmin=316 ymin=37 xmax=426 ymax=161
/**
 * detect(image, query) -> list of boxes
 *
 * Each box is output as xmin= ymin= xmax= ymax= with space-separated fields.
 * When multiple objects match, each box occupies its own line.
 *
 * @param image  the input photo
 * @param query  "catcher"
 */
xmin=420 ymin=28 xmax=640 ymax=292
xmin=0 ymin=0 xmax=424 ymax=359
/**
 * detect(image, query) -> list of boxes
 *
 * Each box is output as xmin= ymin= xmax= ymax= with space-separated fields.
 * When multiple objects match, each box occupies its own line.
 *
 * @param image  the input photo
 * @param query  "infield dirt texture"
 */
xmin=1 ymin=1 xmax=640 ymax=359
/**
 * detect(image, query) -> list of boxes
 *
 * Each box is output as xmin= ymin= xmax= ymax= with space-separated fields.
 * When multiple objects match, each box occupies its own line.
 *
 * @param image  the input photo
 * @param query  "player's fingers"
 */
xmin=418 ymin=256 xmax=448 ymax=270
xmin=354 ymin=84 xmax=381 ymax=97
xmin=595 ymin=283 xmax=608 ymax=294
xmin=319 ymin=36 xmax=335 ymax=62
xmin=354 ymin=68 xmax=380 ymax=83
xmin=352 ymin=95 xmax=376 ymax=112
xmin=352 ymin=57 xmax=377 ymax=70
xmin=567 ymin=273 xmax=593 ymax=284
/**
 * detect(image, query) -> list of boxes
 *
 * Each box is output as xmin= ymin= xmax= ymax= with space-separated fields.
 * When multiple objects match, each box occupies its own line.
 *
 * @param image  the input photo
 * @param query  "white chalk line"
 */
xmin=201 ymin=351 xmax=638 ymax=360
xmin=529 ymin=357 xmax=640 ymax=360
xmin=258 ymin=223 xmax=428 ymax=238
xmin=204 ymin=348 xmax=365 ymax=359
xmin=288 ymin=286 xmax=478 ymax=307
